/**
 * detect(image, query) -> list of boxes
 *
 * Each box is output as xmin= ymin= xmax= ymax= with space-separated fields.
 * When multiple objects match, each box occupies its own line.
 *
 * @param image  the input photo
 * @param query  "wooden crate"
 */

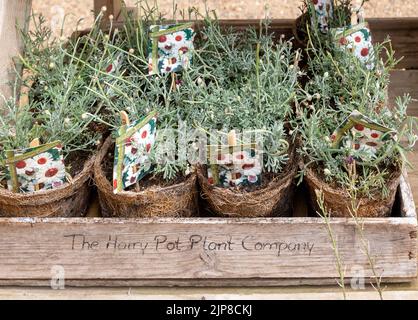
xmin=0 ymin=174 xmax=415 ymax=286
xmin=0 ymin=0 xmax=416 ymax=286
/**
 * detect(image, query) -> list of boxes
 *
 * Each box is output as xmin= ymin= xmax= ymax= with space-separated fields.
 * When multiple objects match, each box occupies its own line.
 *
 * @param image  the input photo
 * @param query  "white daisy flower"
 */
xmin=32 ymin=152 xmax=54 ymax=167
xmin=38 ymin=160 xmax=66 ymax=186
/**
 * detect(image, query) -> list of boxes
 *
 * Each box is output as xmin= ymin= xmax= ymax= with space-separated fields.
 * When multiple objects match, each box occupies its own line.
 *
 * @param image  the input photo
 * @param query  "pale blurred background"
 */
xmin=32 ymin=0 xmax=418 ymax=36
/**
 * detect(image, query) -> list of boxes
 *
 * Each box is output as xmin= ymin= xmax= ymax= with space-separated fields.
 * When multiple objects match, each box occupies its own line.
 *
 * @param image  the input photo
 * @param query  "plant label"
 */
xmin=113 ymin=111 xmax=158 ymax=193
xmin=148 ymin=23 xmax=195 ymax=75
xmin=207 ymin=143 xmax=262 ymax=188
xmin=334 ymin=22 xmax=375 ymax=70
xmin=330 ymin=110 xmax=395 ymax=160
xmin=310 ymin=0 xmax=334 ymax=33
xmin=5 ymin=141 xmax=67 ymax=193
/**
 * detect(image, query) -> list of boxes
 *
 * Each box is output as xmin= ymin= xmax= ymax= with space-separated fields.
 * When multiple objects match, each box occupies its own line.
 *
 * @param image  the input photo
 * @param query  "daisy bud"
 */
xmin=288 ymin=130 xmax=294 ymax=135
xmin=315 ymin=93 xmax=321 ymax=100
xmin=289 ymin=65 xmax=294 ymax=69
xmin=185 ymin=166 xmax=191 ymax=176
xmin=95 ymin=140 xmax=101 ymax=146
xmin=109 ymin=14 xmax=114 ymax=21
xmin=104 ymin=34 xmax=110 ymax=41
xmin=101 ymin=6 xmax=107 ymax=12
xmin=49 ymin=62 xmax=56 ymax=69
xmin=129 ymin=48 xmax=135 ymax=54
xmin=324 ymin=72 xmax=329 ymax=78
xmin=114 ymin=28 xmax=119 ymax=35
xmin=324 ymin=168 xmax=332 ymax=176
xmin=324 ymin=136 xmax=331 ymax=143
xmin=280 ymin=34 xmax=285 ymax=39
xmin=8 ymin=128 xmax=16 ymax=137
xmin=44 ymin=86 xmax=48 ymax=90
xmin=59 ymin=36 xmax=66 ymax=42
xmin=44 ymin=110 xmax=51 ymax=116
xmin=81 ymin=113 xmax=89 ymax=120
xmin=307 ymin=94 xmax=312 ymax=101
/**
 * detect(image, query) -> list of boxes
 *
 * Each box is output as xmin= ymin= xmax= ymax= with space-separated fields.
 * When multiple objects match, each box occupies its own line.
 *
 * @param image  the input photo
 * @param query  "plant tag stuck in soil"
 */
xmin=148 ymin=22 xmax=195 ymax=75
xmin=207 ymin=143 xmax=263 ymax=188
xmin=5 ymin=141 xmax=67 ymax=193
xmin=113 ymin=111 xmax=158 ymax=194
xmin=310 ymin=0 xmax=334 ymax=33
xmin=330 ymin=110 xmax=395 ymax=160
xmin=333 ymin=22 xmax=375 ymax=70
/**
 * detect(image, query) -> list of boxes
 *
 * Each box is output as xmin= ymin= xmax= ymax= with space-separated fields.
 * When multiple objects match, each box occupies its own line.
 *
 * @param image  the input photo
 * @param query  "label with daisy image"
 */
xmin=207 ymin=144 xmax=262 ymax=188
xmin=333 ymin=22 xmax=375 ymax=70
xmin=310 ymin=0 xmax=334 ymax=33
xmin=113 ymin=111 xmax=158 ymax=194
xmin=148 ymin=22 xmax=195 ymax=75
xmin=330 ymin=110 xmax=395 ymax=160
xmin=5 ymin=141 xmax=67 ymax=193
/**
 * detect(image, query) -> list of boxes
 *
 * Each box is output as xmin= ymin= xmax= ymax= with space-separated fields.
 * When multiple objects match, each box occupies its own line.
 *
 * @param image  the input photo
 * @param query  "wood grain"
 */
xmin=0 ymin=0 xmax=31 ymax=106
xmin=390 ymin=70 xmax=418 ymax=116
xmin=0 ymin=208 xmax=414 ymax=285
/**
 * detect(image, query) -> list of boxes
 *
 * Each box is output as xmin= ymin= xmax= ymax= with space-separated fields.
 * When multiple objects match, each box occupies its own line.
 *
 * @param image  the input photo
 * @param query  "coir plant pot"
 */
xmin=0 ymin=155 xmax=95 ymax=217
xmin=304 ymin=165 xmax=402 ymax=217
xmin=94 ymin=136 xmax=198 ymax=218
xmin=197 ymin=146 xmax=299 ymax=217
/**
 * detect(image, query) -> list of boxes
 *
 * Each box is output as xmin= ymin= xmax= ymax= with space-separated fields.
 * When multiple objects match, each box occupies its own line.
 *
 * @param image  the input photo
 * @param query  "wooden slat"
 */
xmin=0 ymin=212 xmax=414 ymax=285
xmin=0 ymin=0 xmax=32 ymax=106
xmin=389 ymin=70 xmax=418 ymax=116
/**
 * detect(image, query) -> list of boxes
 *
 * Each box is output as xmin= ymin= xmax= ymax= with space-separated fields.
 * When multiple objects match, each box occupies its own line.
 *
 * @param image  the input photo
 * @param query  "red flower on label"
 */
xmin=106 ymin=64 xmax=113 ymax=73
xmin=235 ymin=172 xmax=242 ymax=179
xmin=166 ymin=66 xmax=171 ymax=72
xmin=354 ymin=143 xmax=360 ymax=150
xmin=312 ymin=0 xmax=318 ymax=4
xmin=131 ymin=148 xmax=138 ymax=155
xmin=330 ymin=134 xmax=336 ymax=141
xmin=130 ymin=176 xmax=136 ymax=183
xmin=141 ymin=130 xmax=147 ymax=139
xmin=208 ymin=177 xmax=214 ymax=185
xmin=171 ymin=57 xmax=177 ymax=64
xmin=179 ymin=47 xmax=189 ymax=54
xmin=355 ymin=36 xmax=361 ymax=43
xmin=164 ymin=45 xmax=172 ymax=50
xmin=361 ymin=47 xmax=369 ymax=57
xmin=25 ymin=170 xmax=35 ymax=176
xmin=217 ymin=154 xmax=225 ymax=161
xmin=366 ymin=141 xmax=378 ymax=147
xmin=146 ymin=143 xmax=152 ymax=152
xmin=159 ymin=35 xmax=167 ymax=43
xmin=45 ymin=167 xmax=58 ymax=178
xmin=242 ymin=163 xmax=255 ymax=170
xmin=175 ymin=35 xmax=183 ymax=41
xmin=371 ymin=133 xmax=379 ymax=138
xmin=113 ymin=179 xmax=117 ymax=189
xmin=354 ymin=124 xmax=365 ymax=131
xmin=16 ymin=160 xmax=26 ymax=169
xmin=37 ymin=157 xmax=47 ymax=165
xmin=236 ymin=154 xmax=244 ymax=160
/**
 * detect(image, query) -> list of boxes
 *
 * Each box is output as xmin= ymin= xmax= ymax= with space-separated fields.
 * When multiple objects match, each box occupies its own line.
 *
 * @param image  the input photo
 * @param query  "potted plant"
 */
xmin=297 ymin=1 xmax=417 ymax=217
xmin=181 ymin=16 xmax=301 ymax=217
